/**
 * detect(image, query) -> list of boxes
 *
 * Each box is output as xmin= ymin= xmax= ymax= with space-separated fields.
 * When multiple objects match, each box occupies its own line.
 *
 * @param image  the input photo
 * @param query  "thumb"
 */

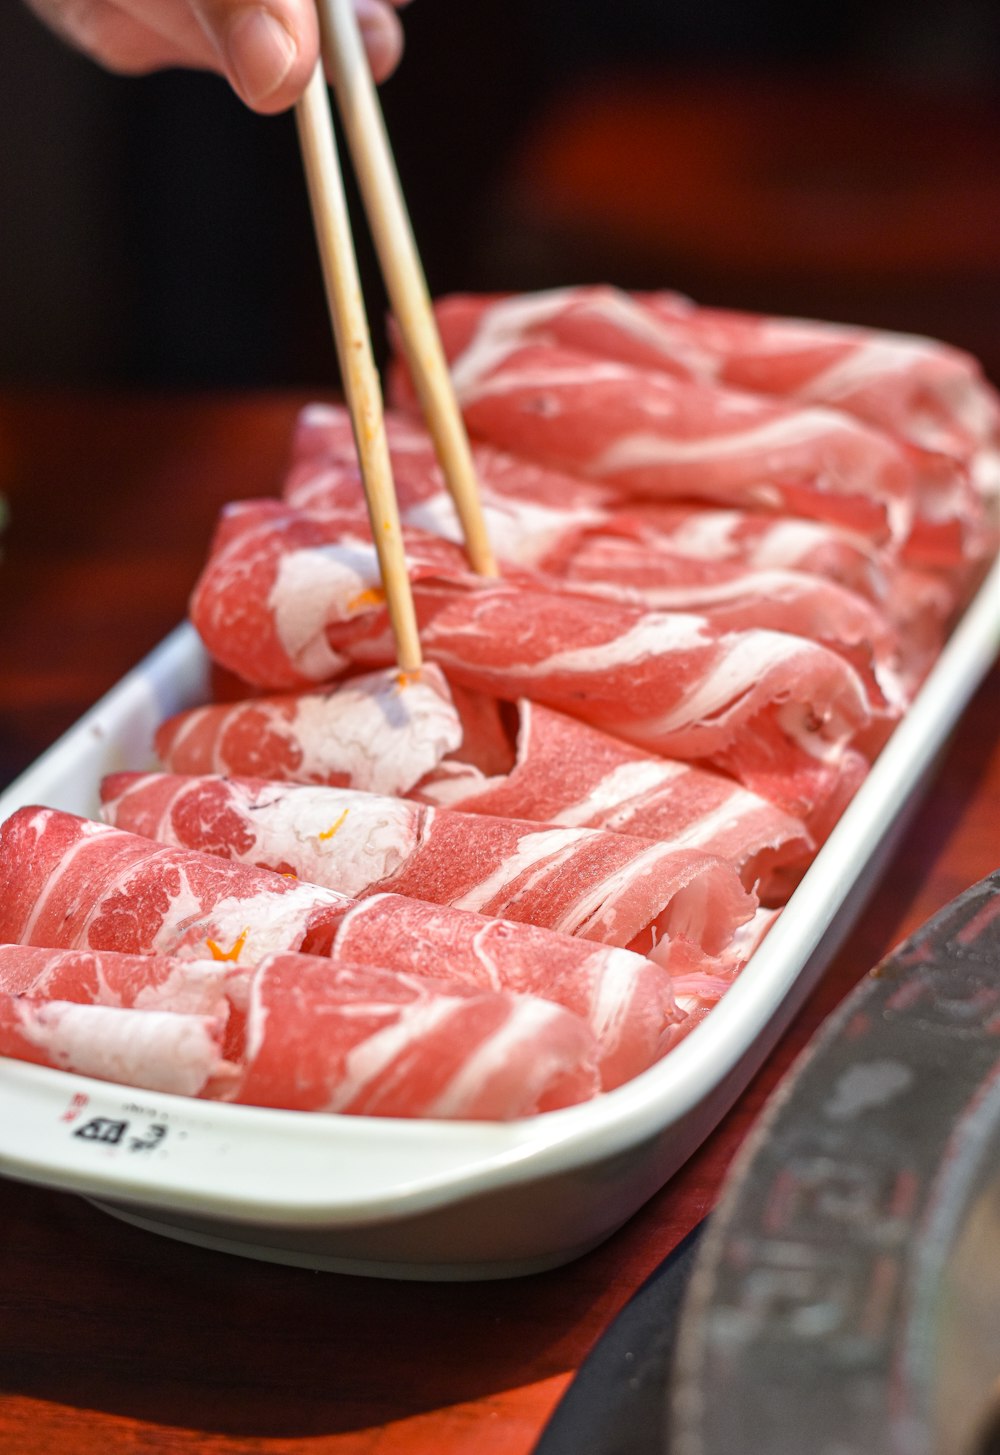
xmin=192 ymin=1 xmax=319 ymax=112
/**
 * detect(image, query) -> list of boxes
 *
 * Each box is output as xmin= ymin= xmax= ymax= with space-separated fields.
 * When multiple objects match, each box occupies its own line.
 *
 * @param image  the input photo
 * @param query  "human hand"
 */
xmin=24 ymin=0 xmax=411 ymax=112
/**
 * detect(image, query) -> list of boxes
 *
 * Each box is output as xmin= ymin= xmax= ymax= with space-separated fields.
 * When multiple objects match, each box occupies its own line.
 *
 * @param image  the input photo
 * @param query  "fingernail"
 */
xmin=225 ymin=7 xmax=297 ymax=106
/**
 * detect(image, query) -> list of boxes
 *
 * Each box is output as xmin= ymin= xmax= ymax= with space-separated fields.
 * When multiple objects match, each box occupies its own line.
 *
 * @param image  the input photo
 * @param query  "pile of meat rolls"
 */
xmin=2 ymin=287 xmax=996 ymax=1120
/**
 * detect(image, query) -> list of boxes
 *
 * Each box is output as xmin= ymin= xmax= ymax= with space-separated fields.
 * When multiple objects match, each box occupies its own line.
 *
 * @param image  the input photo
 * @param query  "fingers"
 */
xmin=27 ymin=0 xmax=409 ymax=110
xmin=190 ymin=0 xmax=318 ymax=112
xmin=202 ymin=0 xmax=406 ymax=111
xmin=352 ymin=0 xmax=405 ymax=84
xmin=25 ymin=0 xmax=218 ymax=73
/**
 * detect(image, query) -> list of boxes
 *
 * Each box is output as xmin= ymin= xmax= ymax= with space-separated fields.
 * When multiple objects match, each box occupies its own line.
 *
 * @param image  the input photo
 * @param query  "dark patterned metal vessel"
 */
xmin=671 ymin=869 xmax=1000 ymax=1455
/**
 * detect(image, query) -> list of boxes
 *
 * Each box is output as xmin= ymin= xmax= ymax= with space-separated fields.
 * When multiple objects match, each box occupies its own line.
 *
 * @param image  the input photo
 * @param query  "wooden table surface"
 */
xmin=0 ymin=391 xmax=997 ymax=1455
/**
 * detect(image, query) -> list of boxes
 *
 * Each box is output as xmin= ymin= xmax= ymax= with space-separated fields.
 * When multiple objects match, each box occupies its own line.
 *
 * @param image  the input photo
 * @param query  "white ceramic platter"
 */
xmin=1 ymin=561 xmax=998 ymax=1280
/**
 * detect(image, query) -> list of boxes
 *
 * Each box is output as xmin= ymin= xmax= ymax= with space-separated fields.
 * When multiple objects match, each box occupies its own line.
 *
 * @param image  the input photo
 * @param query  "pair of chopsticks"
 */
xmin=294 ymin=0 xmax=497 ymax=677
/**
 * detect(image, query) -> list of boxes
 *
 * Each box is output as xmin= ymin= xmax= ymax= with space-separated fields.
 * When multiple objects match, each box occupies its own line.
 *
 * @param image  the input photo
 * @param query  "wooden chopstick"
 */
xmin=318 ymin=0 xmax=499 ymax=578
xmin=294 ymin=62 xmax=423 ymax=675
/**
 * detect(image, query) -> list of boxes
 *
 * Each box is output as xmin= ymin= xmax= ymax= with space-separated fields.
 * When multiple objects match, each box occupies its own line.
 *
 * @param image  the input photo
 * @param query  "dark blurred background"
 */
xmin=2 ymin=0 xmax=999 ymax=390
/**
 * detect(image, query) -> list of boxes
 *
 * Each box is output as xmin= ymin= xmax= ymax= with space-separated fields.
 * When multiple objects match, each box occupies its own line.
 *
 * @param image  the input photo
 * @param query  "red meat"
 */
xmin=100 ymin=770 xmax=758 ymax=962
xmin=416 ymin=699 xmax=813 ymax=904
xmin=226 ymin=954 xmax=600 ymax=1118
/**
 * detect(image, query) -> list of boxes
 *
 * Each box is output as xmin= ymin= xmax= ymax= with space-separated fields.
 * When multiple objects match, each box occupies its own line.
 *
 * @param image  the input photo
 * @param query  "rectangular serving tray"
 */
xmin=1 ymin=561 xmax=997 ymax=1280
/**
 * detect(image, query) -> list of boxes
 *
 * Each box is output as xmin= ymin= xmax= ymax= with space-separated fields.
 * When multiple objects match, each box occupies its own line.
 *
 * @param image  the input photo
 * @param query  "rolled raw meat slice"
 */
xmin=283 ymin=404 xmax=946 ymax=697
xmin=151 ymin=679 xmax=813 ymax=905
xmin=328 ymin=895 xmax=681 ymax=1090
xmin=281 ymin=404 xmax=923 ymax=700
xmin=415 ymin=699 xmax=813 ymax=904
xmin=420 ymin=286 xmax=707 ymax=385
xmin=0 ymin=995 xmax=227 ymax=1097
xmin=640 ymin=290 xmax=1000 ymax=499
xmin=287 ymin=401 xmax=905 ymax=598
xmin=288 ymin=401 xmax=617 ymax=513
xmin=289 ymin=454 xmax=603 ymax=577
xmin=0 ymin=943 xmax=230 ymax=1016
xmin=0 ymin=807 xmax=351 ymax=963
xmin=421 ymin=289 xmax=991 ymax=563
xmin=650 ymin=904 xmax=782 ymax=1057
xmin=281 ymin=407 xmax=911 ymax=705
xmin=552 ymin=549 xmax=907 ymax=711
xmin=99 ymin=771 xmax=758 ymax=961
xmin=189 ymin=460 xmax=936 ymax=719
xmin=189 ymin=499 xmax=475 ymax=689
xmin=451 ymin=346 xmax=917 ymax=545
xmin=156 ymin=675 xmax=514 ymax=790
xmin=154 ymin=663 xmax=463 ymax=796
xmin=0 ymin=808 xmax=680 ymax=1090
xmin=603 ymin=502 xmax=956 ymax=652
xmin=224 ymin=954 xmax=600 ymax=1118
xmin=422 ymin=285 xmax=999 ymax=485
xmin=420 ymin=582 xmax=872 ymax=824
xmin=188 ymin=504 xmax=874 ymax=816
xmin=614 ymin=499 xmax=901 ymax=605
xmin=285 ymin=403 xmax=913 ymax=603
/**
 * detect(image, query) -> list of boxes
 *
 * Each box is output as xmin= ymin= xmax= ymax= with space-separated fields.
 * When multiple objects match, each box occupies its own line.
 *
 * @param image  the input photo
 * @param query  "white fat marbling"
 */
xmin=20 ymin=946 xmax=225 ymax=1013
xmin=448 ymin=288 xmax=579 ymax=395
xmin=552 ymin=759 xmax=687 ymax=827
xmin=404 ymin=491 xmax=599 ymax=570
xmin=298 ymin=402 xmax=346 ymax=432
xmin=557 ymin=840 xmax=681 ymax=942
xmin=448 ymin=826 xmax=592 ymax=915
xmin=15 ymin=999 xmax=220 ymax=1097
xmin=427 ymin=996 xmax=570 ymax=1116
xmin=287 ymin=665 xmax=462 ymax=795
xmin=561 ymin=287 xmax=718 ymax=378
xmin=580 ymin=947 xmax=649 ymax=1052
xmin=619 ymin=567 xmax=847 ymax=612
xmin=972 ymin=445 xmax=1000 ymax=502
xmin=223 ymin=781 xmax=421 ymax=899
xmin=411 ymin=761 xmax=495 ymax=808
xmin=267 ymin=540 xmax=380 ymax=681
xmin=587 ymin=407 xmax=874 ymax=474
xmin=161 ymin=705 xmax=211 ymax=765
xmin=451 ymin=286 xmax=719 ymax=396
xmin=109 ymin=862 xmax=351 ymax=964
xmin=455 ymin=358 xmax=637 ymax=404
xmin=649 ymin=510 xmax=743 ymax=558
xmin=18 ymin=815 xmax=136 ymax=947
xmin=743 ymin=517 xmax=867 ymax=567
xmin=285 ymin=464 xmax=358 ymax=512
xmin=774 ymin=691 xmax=868 ymax=763
xmin=129 ymin=960 xmax=230 ymax=1015
xmin=328 ymin=998 xmax=463 ymax=1111
xmin=523 ymin=613 xmax=710 ymax=679
xmin=627 ymin=631 xmax=822 ymax=740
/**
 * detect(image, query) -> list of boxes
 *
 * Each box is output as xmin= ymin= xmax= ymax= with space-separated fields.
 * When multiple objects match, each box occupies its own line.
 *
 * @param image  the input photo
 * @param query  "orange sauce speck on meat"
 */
xmin=206 ymin=927 xmax=250 ymax=963
xmin=318 ymin=808 xmax=350 ymax=841
xmin=347 ymin=586 xmax=386 ymax=612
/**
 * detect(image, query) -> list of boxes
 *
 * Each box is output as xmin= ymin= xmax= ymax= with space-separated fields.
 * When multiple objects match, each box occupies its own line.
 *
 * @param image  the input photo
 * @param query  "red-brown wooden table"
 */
xmin=0 ymin=392 xmax=997 ymax=1455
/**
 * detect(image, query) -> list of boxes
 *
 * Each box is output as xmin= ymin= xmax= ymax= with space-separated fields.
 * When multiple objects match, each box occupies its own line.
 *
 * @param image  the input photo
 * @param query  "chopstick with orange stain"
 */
xmin=318 ymin=0 xmax=498 ymax=578
xmin=294 ymin=62 xmax=424 ymax=674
